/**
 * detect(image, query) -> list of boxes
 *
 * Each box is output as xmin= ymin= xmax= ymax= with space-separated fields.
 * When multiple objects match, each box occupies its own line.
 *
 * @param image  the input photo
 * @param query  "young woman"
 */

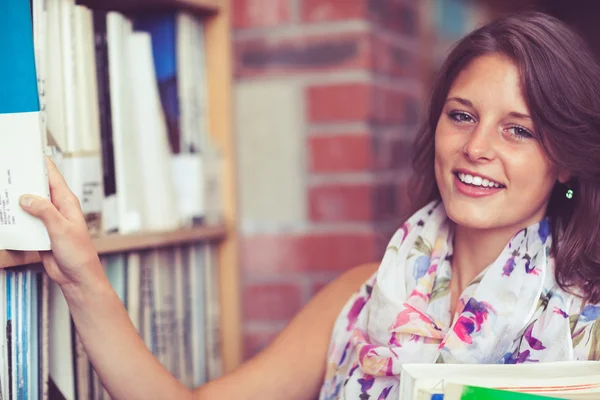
xmin=18 ymin=10 xmax=600 ymax=400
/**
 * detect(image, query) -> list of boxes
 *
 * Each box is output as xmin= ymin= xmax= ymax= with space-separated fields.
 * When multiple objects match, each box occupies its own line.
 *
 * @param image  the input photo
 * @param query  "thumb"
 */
xmin=19 ymin=194 xmax=66 ymax=233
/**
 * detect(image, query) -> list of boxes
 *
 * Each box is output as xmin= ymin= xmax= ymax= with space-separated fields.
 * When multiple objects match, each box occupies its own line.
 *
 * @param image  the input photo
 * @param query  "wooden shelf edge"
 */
xmin=0 ymin=224 xmax=227 ymax=269
xmin=80 ymin=0 xmax=221 ymax=15
xmin=93 ymin=224 xmax=227 ymax=254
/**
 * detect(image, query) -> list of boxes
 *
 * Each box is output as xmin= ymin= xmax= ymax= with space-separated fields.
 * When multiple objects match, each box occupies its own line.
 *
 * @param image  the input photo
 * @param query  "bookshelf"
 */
xmin=0 ymin=225 xmax=228 ymax=270
xmin=82 ymin=0 xmax=222 ymax=14
xmin=8 ymin=0 xmax=241 ymax=384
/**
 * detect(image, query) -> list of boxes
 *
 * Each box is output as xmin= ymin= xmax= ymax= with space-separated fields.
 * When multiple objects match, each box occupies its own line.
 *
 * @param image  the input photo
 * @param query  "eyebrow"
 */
xmin=446 ymin=96 xmax=531 ymax=120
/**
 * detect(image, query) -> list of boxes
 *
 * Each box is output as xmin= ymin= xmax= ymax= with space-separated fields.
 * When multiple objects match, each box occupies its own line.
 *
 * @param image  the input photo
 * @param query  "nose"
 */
xmin=462 ymin=123 xmax=496 ymax=162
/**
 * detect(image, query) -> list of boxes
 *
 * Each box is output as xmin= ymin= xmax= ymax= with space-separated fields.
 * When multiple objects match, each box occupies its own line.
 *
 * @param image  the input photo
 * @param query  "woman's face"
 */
xmin=434 ymin=53 xmax=568 ymax=233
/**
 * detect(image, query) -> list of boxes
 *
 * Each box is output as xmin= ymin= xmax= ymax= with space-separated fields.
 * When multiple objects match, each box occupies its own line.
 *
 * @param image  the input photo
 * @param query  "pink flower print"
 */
xmin=503 ymin=349 xmax=539 ymax=364
xmin=580 ymin=304 xmax=600 ymax=322
xmin=452 ymin=298 xmax=495 ymax=344
xmin=413 ymin=255 xmax=431 ymax=281
xmin=390 ymin=304 xmax=434 ymax=331
xmin=378 ymin=386 xmax=394 ymax=400
xmin=524 ymin=255 xmax=540 ymax=275
xmin=358 ymin=375 xmax=375 ymax=399
xmin=524 ymin=323 xmax=546 ymax=351
xmin=502 ymin=251 xmax=519 ymax=276
xmin=338 ymin=341 xmax=351 ymax=366
xmin=553 ymin=307 xmax=568 ymax=318
xmin=538 ymin=219 xmax=550 ymax=244
xmin=514 ymin=349 xmax=539 ymax=364
xmin=346 ymin=296 xmax=367 ymax=331
xmin=388 ymin=332 xmax=402 ymax=347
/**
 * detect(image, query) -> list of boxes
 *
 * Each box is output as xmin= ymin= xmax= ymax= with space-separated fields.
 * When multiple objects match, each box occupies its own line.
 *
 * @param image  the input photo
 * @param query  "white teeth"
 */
xmin=457 ymin=172 xmax=502 ymax=188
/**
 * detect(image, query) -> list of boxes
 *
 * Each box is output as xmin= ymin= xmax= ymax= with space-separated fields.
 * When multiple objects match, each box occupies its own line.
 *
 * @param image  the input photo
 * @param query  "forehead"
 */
xmin=448 ymin=54 xmax=529 ymax=113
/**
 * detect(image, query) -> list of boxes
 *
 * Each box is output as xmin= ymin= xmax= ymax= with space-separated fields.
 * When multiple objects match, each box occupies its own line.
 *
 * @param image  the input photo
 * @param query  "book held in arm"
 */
xmin=0 ymin=0 xmax=50 ymax=251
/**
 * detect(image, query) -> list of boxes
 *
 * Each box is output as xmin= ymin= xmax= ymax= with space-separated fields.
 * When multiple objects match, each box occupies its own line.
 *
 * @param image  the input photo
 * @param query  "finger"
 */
xmin=45 ymin=156 xmax=84 ymax=221
xmin=19 ymin=194 xmax=67 ymax=234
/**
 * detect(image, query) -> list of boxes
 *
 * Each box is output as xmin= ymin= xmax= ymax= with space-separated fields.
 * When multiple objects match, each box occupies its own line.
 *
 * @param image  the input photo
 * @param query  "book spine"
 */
xmin=92 ymin=11 xmax=116 ymax=200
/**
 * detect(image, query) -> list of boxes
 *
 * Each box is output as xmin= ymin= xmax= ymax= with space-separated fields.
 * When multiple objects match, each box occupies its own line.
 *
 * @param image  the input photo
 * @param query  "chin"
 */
xmin=443 ymin=200 xmax=501 ymax=231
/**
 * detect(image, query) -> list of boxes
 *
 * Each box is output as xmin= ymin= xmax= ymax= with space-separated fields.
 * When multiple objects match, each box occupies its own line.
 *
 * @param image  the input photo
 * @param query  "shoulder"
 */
xmin=305 ymin=262 xmax=379 ymax=332
xmin=326 ymin=262 xmax=378 ymax=296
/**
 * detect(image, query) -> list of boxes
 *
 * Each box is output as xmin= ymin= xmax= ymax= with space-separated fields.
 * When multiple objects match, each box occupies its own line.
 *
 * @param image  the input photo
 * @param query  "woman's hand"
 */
xmin=18 ymin=156 xmax=108 ymax=294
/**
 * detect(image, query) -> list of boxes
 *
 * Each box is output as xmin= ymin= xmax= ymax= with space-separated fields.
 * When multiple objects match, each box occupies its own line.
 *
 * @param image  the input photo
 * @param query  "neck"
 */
xmin=451 ymin=224 xmax=518 ymax=291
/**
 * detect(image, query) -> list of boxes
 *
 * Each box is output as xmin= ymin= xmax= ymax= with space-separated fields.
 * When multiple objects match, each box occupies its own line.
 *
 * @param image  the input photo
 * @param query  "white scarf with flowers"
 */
xmin=319 ymin=201 xmax=582 ymax=400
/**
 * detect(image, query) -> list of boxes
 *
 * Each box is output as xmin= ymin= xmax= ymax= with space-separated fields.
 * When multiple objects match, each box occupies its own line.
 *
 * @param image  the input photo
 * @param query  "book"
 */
xmin=0 ymin=0 xmax=50 ymax=251
xmin=401 ymin=361 xmax=600 ymax=400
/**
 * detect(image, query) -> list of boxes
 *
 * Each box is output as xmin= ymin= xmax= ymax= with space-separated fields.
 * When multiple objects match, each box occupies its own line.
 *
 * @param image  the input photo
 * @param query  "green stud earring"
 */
xmin=566 ymin=189 xmax=574 ymax=199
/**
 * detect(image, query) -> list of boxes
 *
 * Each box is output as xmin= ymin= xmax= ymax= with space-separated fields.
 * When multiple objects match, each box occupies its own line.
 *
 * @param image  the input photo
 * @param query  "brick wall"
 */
xmin=233 ymin=0 xmax=425 ymax=360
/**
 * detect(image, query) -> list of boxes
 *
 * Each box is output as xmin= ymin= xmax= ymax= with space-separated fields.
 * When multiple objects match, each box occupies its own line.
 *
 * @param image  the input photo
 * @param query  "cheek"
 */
xmin=506 ymin=151 xmax=557 ymax=195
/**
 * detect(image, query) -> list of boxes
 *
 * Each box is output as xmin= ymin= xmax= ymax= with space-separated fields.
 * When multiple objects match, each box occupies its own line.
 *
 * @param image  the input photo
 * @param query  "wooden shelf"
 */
xmin=0 ymin=224 xmax=227 ymax=269
xmin=80 ymin=0 xmax=221 ymax=15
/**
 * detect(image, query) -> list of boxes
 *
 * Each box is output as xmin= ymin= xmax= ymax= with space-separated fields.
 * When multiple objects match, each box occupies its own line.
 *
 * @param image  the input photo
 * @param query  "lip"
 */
xmin=454 ymin=174 xmax=504 ymax=198
xmin=453 ymin=168 xmax=505 ymax=187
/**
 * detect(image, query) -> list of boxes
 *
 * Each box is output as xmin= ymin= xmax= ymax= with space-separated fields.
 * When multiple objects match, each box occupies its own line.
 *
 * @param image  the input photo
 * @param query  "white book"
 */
xmin=45 ymin=0 xmax=67 ymax=151
xmin=0 ymin=0 xmax=51 ymax=251
xmin=127 ymin=32 xmax=180 ymax=231
xmin=48 ymin=281 xmax=75 ymax=400
xmin=189 ymin=245 xmax=207 ymax=386
xmin=173 ymin=247 xmax=186 ymax=381
xmin=176 ymin=12 xmax=209 ymax=155
xmin=0 ymin=270 xmax=6 ymax=398
xmin=41 ymin=273 xmax=50 ymax=400
xmin=73 ymin=5 xmax=101 ymax=153
xmin=126 ymin=252 xmax=142 ymax=331
xmin=175 ymin=12 xmax=210 ymax=223
xmin=204 ymin=245 xmax=222 ymax=381
xmin=140 ymin=252 xmax=155 ymax=353
xmin=401 ymin=361 xmax=600 ymax=400
xmin=29 ymin=271 xmax=39 ymax=400
xmin=107 ymin=12 xmax=143 ymax=234
xmin=59 ymin=0 xmax=79 ymax=153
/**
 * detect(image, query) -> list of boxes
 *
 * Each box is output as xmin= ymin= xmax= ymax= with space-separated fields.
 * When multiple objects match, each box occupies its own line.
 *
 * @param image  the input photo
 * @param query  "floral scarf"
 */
xmin=318 ymin=201 xmax=597 ymax=400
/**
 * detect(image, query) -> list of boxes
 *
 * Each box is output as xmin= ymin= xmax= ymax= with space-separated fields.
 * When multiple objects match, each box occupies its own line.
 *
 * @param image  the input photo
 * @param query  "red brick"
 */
xmin=243 ymin=328 xmax=282 ymax=360
xmin=235 ymin=31 xmax=371 ymax=78
xmin=307 ymin=82 xmax=417 ymax=124
xmin=371 ymin=33 xmax=418 ymax=77
xmin=302 ymin=0 xmax=368 ymax=22
xmin=302 ymin=0 xmax=419 ymax=37
xmin=243 ymin=283 xmax=303 ymax=321
xmin=309 ymin=134 xmax=373 ymax=172
xmin=307 ymin=83 xmax=372 ymax=123
xmin=241 ymin=232 xmax=379 ymax=273
xmin=233 ymin=0 xmax=291 ymax=29
xmin=371 ymin=134 xmax=413 ymax=171
xmin=309 ymin=183 xmax=373 ymax=222
xmin=373 ymin=86 xmax=418 ymax=124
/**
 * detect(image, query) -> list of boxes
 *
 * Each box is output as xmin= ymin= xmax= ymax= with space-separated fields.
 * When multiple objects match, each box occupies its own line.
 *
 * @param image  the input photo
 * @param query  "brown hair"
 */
xmin=410 ymin=11 xmax=600 ymax=303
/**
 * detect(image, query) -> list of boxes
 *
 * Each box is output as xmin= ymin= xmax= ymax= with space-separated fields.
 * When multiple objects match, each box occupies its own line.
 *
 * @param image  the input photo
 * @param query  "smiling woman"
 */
xmin=13 ymin=9 xmax=600 ymax=400
xmin=411 ymin=11 xmax=600 ymax=305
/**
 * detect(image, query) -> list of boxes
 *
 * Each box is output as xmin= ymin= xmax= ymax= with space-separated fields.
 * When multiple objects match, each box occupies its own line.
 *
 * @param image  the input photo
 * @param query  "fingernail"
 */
xmin=19 ymin=195 xmax=33 ymax=208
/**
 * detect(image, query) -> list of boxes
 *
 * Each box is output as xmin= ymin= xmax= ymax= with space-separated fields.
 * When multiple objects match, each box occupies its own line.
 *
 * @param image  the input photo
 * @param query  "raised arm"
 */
xmin=194 ymin=263 xmax=377 ymax=400
xmin=20 ymin=157 xmax=378 ymax=400
xmin=20 ymin=158 xmax=190 ymax=400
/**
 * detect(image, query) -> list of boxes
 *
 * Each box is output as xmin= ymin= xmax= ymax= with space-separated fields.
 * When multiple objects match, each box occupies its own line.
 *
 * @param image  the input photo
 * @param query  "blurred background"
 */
xmin=233 ymin=0 xmax=600 ymax=360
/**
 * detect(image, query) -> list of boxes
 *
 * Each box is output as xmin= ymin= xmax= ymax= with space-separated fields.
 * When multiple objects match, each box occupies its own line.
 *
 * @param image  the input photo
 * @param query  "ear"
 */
xmin=557 ymin=168 xmax=571 ymax=184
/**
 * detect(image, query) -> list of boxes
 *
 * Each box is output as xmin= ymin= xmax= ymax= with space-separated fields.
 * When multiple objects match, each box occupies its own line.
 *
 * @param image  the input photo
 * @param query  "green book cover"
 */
xmin=445 ymin=383 xmax=564 ymax=400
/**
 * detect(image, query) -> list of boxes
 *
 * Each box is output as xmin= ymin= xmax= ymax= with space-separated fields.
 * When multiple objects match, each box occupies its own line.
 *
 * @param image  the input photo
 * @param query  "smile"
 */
xmin=455 ymin=172 xmax=505 ymax=188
